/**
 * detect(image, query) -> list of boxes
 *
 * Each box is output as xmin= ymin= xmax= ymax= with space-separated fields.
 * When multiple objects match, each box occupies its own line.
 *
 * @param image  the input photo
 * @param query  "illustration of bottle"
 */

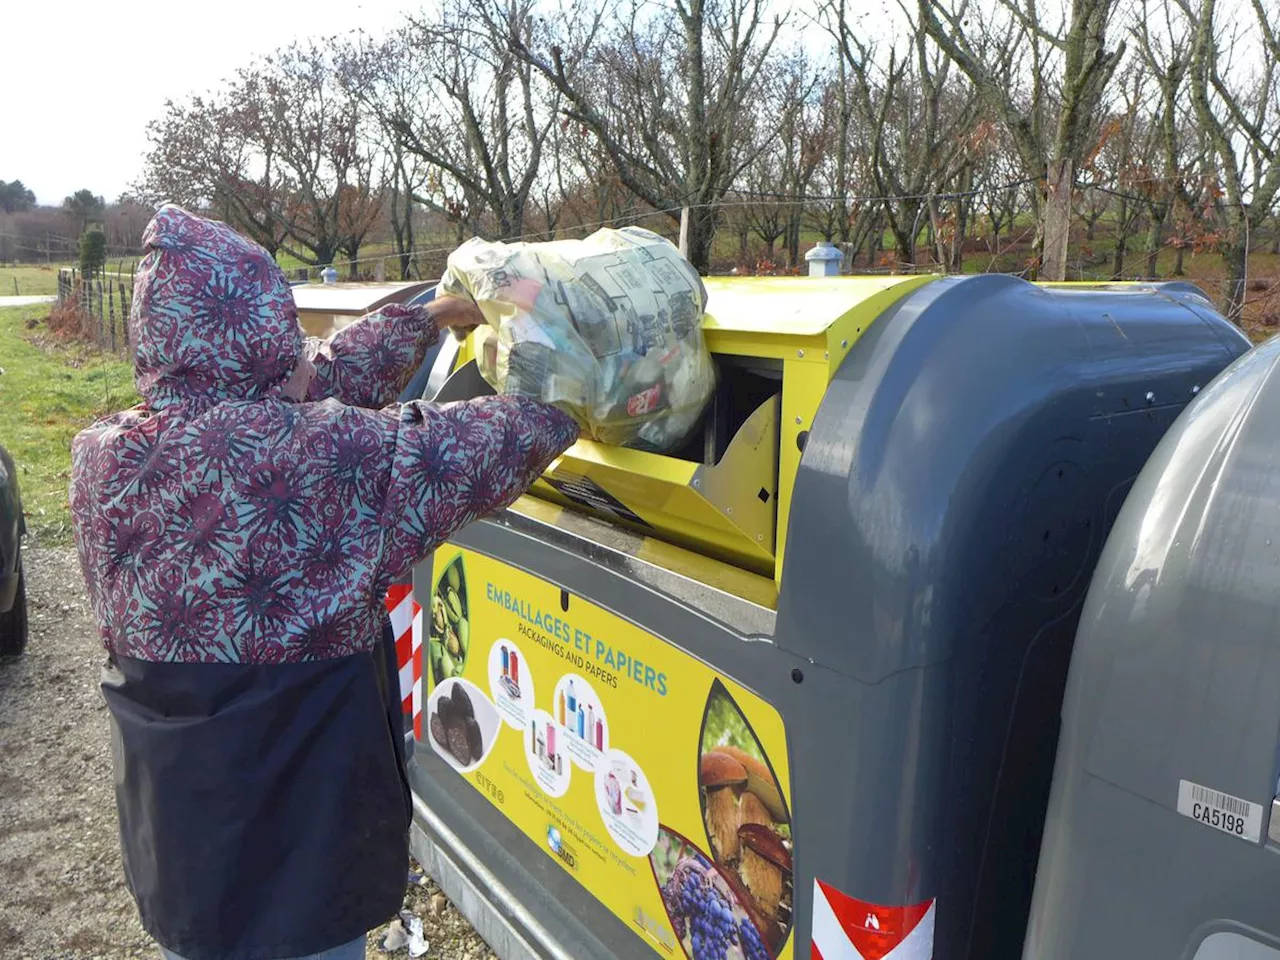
xmin=557 ymin=689 xmax=565 ymax=725
xmin=605 ymin=772 xmax=622 ymax=815
xmin=577 ymin=703 xmax=585 ymax=738
xmin=566 ymin=679 xmax=576 ymax=716
xmin=547 ymin=724 xmax=556 ymax=764
xmin=587 ymin=704 xmax=594 ymax=737
xmin=510 ymin=651 xmax=519 ymax=685
xmin=595 ymin=719 xmax=603 ymax=751
xmin=501 ymin=644 xmax=509 ymax=677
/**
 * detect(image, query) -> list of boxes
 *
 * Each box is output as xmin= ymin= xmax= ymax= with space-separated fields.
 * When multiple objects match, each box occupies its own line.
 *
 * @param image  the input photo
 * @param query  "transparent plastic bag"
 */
xmin=438 ymin=227 xmax=715 ymax=453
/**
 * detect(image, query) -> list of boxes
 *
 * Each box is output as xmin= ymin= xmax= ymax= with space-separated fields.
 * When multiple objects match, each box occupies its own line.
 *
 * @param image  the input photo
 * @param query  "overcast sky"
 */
xmin=0 ymin=0 xmax=413 ymax=206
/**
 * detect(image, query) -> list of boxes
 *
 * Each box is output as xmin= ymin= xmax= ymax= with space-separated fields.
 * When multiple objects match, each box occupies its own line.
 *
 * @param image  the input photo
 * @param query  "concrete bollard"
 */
xmin=805 ymin=241 xmax=844 ymax=277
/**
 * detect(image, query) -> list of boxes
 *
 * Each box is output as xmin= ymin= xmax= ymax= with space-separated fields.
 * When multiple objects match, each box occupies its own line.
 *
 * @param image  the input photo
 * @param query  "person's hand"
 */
xmin=428 ymin=295 xmax=485 ymax=334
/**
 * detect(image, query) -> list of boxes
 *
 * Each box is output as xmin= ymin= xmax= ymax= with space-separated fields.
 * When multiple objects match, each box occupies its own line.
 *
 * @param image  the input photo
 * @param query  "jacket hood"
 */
xmin=131 ymin=205 xmax=301 ymax=410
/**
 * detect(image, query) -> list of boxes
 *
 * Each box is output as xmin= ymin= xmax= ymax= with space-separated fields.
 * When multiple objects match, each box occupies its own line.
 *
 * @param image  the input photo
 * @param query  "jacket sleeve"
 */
xmin=374 ymin=396 xmax=580 ymax=587
xmin=305 ymin=303 xmax=440 ymax=409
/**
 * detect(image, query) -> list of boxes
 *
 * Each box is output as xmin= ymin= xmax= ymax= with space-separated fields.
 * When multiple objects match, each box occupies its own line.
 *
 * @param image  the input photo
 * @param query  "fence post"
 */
xmin=678 ymin=207 xmax=690 ymax=259
xmin=108 ymin=282 xmax=116 ymax=352
xmin=120 ymin=282 xmax=130 ymax=353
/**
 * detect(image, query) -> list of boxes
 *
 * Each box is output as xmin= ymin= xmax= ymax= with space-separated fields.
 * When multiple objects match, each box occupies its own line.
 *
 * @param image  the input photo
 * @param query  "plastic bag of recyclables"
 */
xmin=438 ymin=226 xmax=716 ymax=453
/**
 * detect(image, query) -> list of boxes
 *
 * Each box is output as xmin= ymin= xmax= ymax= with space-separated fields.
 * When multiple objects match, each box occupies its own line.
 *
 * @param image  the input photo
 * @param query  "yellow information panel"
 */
xmin=426 ymin=547 xmax=795 ymax=960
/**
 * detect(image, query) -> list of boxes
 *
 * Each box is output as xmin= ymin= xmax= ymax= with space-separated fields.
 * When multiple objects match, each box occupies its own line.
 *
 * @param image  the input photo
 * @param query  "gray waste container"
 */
xmin=1024 ymin=331 xmax=1280 ymax=960
xmin=402 ymin=275 xmax=1248 ymax=960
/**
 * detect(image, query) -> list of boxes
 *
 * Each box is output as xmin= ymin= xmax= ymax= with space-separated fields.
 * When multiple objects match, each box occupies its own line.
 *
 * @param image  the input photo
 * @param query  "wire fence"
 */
xmin=53 ymin=263 xmax=138 ymax=353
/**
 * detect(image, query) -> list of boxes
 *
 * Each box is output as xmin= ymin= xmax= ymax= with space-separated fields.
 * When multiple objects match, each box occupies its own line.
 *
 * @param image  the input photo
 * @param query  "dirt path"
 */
xmin=0 ymin=548 xmax=495 ymax=960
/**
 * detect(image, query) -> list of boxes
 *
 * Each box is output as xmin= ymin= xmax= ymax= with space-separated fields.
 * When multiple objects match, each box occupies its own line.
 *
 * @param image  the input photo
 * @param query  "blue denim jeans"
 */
xmin=160 ymin=935 xmax=366 ymax=960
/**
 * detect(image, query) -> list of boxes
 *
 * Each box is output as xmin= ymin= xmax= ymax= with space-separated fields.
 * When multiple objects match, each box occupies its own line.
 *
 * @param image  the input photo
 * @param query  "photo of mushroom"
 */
xmin=429 ymin=554 xmax=469 ymax=691
xmin=697 ymin=681 xmax=792 ymax=956
xmin=649 ymin=826 xmax=774 ymax=960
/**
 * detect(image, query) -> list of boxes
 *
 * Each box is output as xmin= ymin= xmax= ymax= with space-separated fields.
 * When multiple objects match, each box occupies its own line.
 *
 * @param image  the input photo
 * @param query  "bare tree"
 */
xmin=356 ymin=1 xmax=560 ymax=243
xmin=741 ymin=51 xmax=825 ymax=267
xmin=498 ymin=0 xmax=786 ymax=273
xmin=828 ymin=4 xmax=981 ymax=268
xmin=1079 ymin=68 xmax=1159 ymax=278
xmin=918 ymin=0 xmax=1127 ymax=280
xmin=139 ymin=44 xmax=384 ymax=272
xmin=137 ymin=86 xmax=290 ymax=257
xmin=1133 ymin=0 xmax=1212 ymax=278
xmin=258 ymin=43 xmax=384 ymax=271
xmin=1179 ymin=0 xmax=1280 ymax=319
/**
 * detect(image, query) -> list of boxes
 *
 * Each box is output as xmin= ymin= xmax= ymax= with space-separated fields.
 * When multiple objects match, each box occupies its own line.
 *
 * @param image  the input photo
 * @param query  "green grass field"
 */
xmin=0 ymin=264 xmax=63 ymax=297
xmin=0 ymin=305 xmax=137 ymax=545
xmin=0 ymin=262 xmax=143 ymax=298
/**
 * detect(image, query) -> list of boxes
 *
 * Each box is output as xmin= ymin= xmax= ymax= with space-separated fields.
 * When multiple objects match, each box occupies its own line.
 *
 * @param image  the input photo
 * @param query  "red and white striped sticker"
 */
xmin=385 ymin=583 xmax=423 ymax=739
xmin=811 ymin=879 xmax=935 ymax=960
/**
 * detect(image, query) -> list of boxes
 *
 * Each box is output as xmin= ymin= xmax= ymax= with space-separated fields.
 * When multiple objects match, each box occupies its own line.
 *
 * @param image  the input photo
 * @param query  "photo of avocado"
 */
xmin=429 ymin=555 xmax=470 ymax=690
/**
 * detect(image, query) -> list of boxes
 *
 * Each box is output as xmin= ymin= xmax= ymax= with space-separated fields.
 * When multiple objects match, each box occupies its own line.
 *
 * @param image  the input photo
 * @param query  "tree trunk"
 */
xmin=1173 ymin=245 xmax=1186 ymax=276
xmin=1111 ymin=237 xmax=1128 ymax=281
xmin=738 ymin=226 xmax=749 ymax=264
xmin=684 ymin=205 xmax=715 ymax=275
xmin=1220 ymin=240 xmax=1247 ymax=325
xmin=1144 ymin=216 xmax=1163 ymax=279
xmin=926 ymin=197 xmax=947 ymax=272
xmin=889 ymin=219 xmax=916 ymax=267
xmin=786 ymin=213 xmax=802 ymax=270
xmin=951 ymin=189 xmax=970 ymax=273
xmin=1111 ymin=197 xmax=1130 ymax=280
xmin=1042 ymin=157 xmax=1074 ymax=282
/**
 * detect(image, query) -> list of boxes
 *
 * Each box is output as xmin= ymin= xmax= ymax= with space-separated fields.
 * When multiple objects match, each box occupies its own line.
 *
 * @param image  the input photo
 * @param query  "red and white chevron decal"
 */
xmin=385 ymin=583 xmax=423 ymax=739
xmin=811 ymin=879 xmax=934 ymax=960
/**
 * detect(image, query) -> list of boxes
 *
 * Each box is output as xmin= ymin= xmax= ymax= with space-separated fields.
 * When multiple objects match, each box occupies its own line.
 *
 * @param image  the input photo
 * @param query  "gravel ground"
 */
xmin=0 ymin=547 xmax=496 ymax=960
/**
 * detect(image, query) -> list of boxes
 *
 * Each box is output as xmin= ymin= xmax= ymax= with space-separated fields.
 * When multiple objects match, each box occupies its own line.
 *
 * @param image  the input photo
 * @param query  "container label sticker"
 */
xmin=426 ymin=547 xmax=794 ymax=959
xmin=544 ymin=471 xmax=651 ymax=528
xmin=1176 ymin=779 xmax=1262 ymax=843
xmin=810 ymin=880 xmax=934 ymax=960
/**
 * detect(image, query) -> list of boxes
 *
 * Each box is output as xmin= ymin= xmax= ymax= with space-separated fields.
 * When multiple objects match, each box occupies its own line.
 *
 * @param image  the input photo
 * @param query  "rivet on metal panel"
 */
xmin=693 ymin=479 xmax=701 ymax=488
xmin=841 ymin=339 xmax=848 ymax=349
xmin=756 ymin=533 xmax=764 ymax=541
xmin=1192 ymin=384 xmax=1201 ymax=395
xmin=791 ymin=668 xmax=804 ymax=684
xmin=824 ymin=351 xmax=829 ymax=360
xmin=794 ymin=416 xmax=802 ymax=425
xmin=1145 ymin=391 xmax=1156 ymax=404
xmin=798 ymin=349 xmax=805 ymax=358
xmin=727 ymin=507 xmax=733 ymax=515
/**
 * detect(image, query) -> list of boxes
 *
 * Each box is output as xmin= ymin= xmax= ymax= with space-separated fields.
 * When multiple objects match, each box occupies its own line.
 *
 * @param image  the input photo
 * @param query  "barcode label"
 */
xmin=1176 ymin=779 xmax=1262 ymax=843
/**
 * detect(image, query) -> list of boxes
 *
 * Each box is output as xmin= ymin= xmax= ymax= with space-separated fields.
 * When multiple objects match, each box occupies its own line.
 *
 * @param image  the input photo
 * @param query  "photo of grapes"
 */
xmin=649 ymin=827 xmax=771 ymax=960
xmin=429 ymin=555 xmax=470 ymax=690
xmin=697 ymin=680 xmax=792 ymax=955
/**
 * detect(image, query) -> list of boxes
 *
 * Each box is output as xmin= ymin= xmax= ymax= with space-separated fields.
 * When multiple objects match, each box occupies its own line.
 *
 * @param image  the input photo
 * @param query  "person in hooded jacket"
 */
xmin=69 ymin=205 xmax=580 ymax=960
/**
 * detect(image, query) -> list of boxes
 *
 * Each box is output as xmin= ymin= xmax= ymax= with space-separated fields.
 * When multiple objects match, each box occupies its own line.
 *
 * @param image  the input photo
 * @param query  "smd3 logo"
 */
xmin=546 ymin=825 xmax=578 ymax=871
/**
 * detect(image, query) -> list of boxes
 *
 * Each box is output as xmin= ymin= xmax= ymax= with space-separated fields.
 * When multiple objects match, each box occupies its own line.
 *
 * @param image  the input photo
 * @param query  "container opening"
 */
xmin=668 ymin=357 xmax=782 ymax=466
xmin=429 ymin=342 xmax=786 ymax=581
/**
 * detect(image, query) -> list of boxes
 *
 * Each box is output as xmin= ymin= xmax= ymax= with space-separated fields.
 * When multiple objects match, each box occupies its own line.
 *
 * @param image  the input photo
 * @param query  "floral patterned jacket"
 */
xmin=69 ymin=205 xmax=577 ymax=960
